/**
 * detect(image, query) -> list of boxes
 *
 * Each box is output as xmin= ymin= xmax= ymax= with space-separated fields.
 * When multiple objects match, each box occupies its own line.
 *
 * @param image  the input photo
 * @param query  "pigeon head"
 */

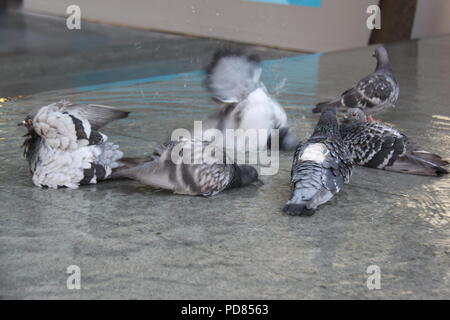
xmin=19 ymin=114 xmax=41 ymax=160
xmin=231 ymin=164 xmax=259 ymax=188
xmin=373 ymin=46 xmax=391 ymax=70
xmin=205 ymin=49 xmax=262 ymax=103
xmin=239 ymin=165 xmax=259 ymax=186
xmin=343 ymin=108 xmax=367 ymax=123
xmin=18 ymin=114 xmax=35 ymax=132
xmin=311 ymin=108 xmax=340 ymax=138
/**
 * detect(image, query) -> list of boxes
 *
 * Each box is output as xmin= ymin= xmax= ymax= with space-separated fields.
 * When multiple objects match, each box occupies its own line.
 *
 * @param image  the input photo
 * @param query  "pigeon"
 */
xmin=340 ymin=108 xmax=449 ymax=176
xmin=205 ymin=50 xmax=298 ymax=151
xmin=283 ymin=108 xmax=353 ymax=216
xmin=111 ymin=139 xmax=259 ymax=197
xmin=19 ymin=100 xmax=129 ymax=189
xmin=313 ymin=46 xmax=399 ymax=120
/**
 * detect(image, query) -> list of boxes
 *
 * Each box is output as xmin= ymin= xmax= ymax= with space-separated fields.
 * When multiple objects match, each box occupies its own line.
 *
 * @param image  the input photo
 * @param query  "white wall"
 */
xmin=24 ymin=0 xmax=375 ymax=52
xmin=412 ymin=0 xmax=450 ymax=39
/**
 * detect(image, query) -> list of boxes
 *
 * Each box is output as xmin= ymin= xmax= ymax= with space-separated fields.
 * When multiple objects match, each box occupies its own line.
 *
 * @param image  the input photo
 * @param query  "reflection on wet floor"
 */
xmin=0 ymin=36 xmax=449 ymax=299
xmin=0 ymin=10 xmax=297 ymax=96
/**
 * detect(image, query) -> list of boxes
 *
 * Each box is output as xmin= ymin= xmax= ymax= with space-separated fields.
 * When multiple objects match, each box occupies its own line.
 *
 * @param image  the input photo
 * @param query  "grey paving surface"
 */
xmin=0 ymin=17 xmax=450 ymax=299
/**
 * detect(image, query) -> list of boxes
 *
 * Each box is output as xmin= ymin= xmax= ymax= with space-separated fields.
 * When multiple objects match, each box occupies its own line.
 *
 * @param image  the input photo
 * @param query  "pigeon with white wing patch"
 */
xmin=283 ymin=109 xmax=353 ymax=216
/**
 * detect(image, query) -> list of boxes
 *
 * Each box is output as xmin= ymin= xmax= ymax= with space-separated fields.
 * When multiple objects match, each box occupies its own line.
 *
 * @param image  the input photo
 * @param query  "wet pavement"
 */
xmin=0 ymin=10 xmax=296 ymax=97
xmin=0 ymin=14 xmax=450 ymax=299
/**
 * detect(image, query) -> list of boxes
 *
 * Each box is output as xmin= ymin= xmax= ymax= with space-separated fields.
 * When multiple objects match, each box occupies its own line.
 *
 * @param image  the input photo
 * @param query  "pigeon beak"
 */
xmin=17 ymin=120 xmax=26 ymax=126
xmin=255 ymin=179 xmax=264 ymax=187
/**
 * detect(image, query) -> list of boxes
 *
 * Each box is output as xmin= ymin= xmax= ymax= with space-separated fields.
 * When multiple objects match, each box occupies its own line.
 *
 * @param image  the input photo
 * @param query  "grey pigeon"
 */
xmin=340 ymin=108 xmax=449 ymax=176
xmin=112 ymin=139 xmax=259 ymax=197
xmin=205 ymin=50 xmax=298 ymax=151
xmin=283 ymin=109 xmax=353 ymax=216
xmin=20 ymin=100 xmax=129 ymax=188
xmin=314 ymin=47 xmax=399 ymax=119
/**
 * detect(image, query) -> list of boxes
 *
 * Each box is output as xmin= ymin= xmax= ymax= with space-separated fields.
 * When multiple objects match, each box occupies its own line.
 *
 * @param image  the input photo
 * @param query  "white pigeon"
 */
xmin=20 ymin=100 xmax=129 ymax=189
xmin=205 ymin=50 xmax=298 ymax=151
xmin=314 ymin=46 xmax=399 ymax=120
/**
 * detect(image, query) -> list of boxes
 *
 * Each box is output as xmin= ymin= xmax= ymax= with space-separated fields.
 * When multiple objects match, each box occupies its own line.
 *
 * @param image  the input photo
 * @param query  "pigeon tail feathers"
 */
xmin=313 ymin=98 xmax=343 ymax=113
xmin=117 ymin=156 xmax=156 ymax=168
xmin=111 ymin=157 xmax=158 ymax=179
xmin=401 ymin=151 xmax=449 ymax=176
xmin=410 ymin=151 xmax=449 ymax=168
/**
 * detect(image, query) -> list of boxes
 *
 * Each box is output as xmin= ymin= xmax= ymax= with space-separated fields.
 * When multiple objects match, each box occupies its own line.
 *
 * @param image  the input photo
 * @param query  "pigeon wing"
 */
xmin=322 ymin=138 xmax=353 ymax=193
xmin=342 ymin=74 xmax=394 ymax=110
xmin=32 ymin=101 xmax=128 ymax=150
xmin=64 ymin=103 xmax=129 ymax=130
xmin=343 ymin=122 xmax=406 ymax=169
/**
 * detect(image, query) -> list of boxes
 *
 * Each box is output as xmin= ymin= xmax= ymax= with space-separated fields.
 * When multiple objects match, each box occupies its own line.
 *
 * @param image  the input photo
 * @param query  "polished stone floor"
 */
xmin=0 ymin=10 xmax=449 ymax=300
